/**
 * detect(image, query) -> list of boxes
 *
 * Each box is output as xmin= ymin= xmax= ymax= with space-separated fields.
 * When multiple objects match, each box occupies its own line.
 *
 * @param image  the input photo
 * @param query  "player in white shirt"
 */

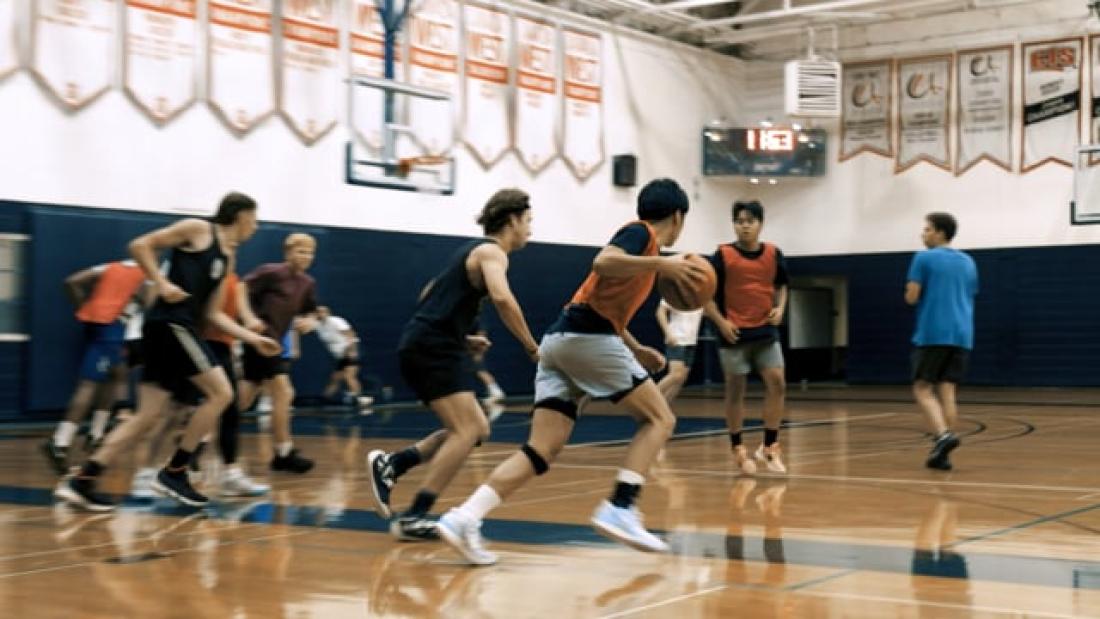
xmin=655 ymin=298 xmax=704 ymax=402
xmin=316 ymin=307 xmax=369 ymax=407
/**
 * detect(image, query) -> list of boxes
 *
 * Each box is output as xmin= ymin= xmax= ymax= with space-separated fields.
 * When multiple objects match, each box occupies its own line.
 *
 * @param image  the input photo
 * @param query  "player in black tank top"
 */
xmin=399 ymin=238 xmax=495 ymax=353
xmin=56 ymin=193 xmax=280 ymax=512
xmin=366 ymin=189 xmax=541 ymax=541
xmin=145 ymin=222 xmax=228 ymax=327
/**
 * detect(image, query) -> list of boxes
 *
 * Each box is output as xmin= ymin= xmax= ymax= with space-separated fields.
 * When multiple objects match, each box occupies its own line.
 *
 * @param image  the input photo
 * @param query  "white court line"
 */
xmin=0 ymin=527 xmax=313 ymax=579
xmin=597 ymin=583 xmax=729 ymax=619
xmin=549 ymin=462 xmax=1100 ymax=494
xmin=790 ymin=588 xmax=1078 ymax=618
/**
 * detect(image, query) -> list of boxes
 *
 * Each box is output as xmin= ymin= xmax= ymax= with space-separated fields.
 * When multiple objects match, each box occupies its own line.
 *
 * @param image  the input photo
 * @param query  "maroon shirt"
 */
xmin=244 ymin=263 xmax=318 ymax=339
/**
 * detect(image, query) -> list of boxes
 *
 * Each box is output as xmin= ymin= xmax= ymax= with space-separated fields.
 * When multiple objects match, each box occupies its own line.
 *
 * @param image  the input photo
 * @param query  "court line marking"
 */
xmin=784 ymin=568 xmax=858 ymax=591
xmin=547 ymin=463 xmax=1100 ymax=494
xmin=789 ymin=588 xmax=1079 ymax=618
xmin=596 ymin=583 xmax=729 ymax=618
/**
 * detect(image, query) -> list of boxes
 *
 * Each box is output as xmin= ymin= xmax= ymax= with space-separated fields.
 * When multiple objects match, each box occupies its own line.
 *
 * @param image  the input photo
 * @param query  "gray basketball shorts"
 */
xmin=718 ymin=339 xmax=785 ymax=375
xmin=534 ymin=332 xmax=650 ymax=415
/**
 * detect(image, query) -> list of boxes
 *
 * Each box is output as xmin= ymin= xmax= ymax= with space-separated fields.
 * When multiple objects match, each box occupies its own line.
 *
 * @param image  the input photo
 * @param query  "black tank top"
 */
xmin=399 ymin=238 xmax=493 ymax=352
xmin=146 ymin=222 xmax=228 ymax=327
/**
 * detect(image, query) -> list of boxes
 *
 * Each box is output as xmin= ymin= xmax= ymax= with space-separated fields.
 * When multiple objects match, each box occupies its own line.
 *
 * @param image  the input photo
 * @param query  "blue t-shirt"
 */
xmin=907 ymin=247 xmax=978 ymax=349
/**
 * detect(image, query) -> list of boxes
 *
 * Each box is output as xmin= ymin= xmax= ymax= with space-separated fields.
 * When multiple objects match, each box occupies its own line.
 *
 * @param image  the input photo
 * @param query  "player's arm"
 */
xmin=655 ymin=301 xmax=671 ymax=339
xmin=477 ymin=244 xmax=539 ymax=361
xmin=622 ymin=329 xmax=665 ymax=374
xmin=768 ymin=285 xmax=789 ymax=325
xmin=129 ymin=218 xmax=208 ymax=302
xmin=904 ymin=282 xmax=922 ymax=306
xmin=235 ymin=281 xmax=266 ymax=332
xmin=293 ymin=283 xmax=321 ymax=333
xmin=63 ymin=265 xmax=104 ymax=308
xmin=206 ymin=268 xmax=280 ymax=355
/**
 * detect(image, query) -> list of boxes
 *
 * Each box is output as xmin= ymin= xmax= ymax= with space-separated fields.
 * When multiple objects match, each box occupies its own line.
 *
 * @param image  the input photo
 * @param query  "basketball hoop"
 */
xmin=396 ymin=155 xmax=449 ymax=179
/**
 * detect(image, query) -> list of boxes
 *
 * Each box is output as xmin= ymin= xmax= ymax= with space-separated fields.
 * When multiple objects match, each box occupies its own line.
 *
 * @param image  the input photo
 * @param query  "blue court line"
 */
xmin=6 ymin=483 xmax=1100 ymax=591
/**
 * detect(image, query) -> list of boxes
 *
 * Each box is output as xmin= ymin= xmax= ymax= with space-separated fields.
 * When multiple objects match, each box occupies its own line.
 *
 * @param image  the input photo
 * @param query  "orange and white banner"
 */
xmin=840 ymin=60 xmax=893 ymax=161
xmin=280 ymin=0 xmax=338 ymax=144
xmin=406 ymin=0 xmax=458 ymax=156
xmin=1 ymin=0 xmax=17 ymax=78
xmin=349 ymin=0 xmax=399 ymax=150
xmin=896 ymin=55 xmax=951 ymax=173
xmin=462 ymin=3 xmax=510 ymax=167
xmin=956 ymin=46 xmax=1013 ymax=174
xmin=1021 ymin=37 xmax=1082 ymax=172
xmin=32 ymin=0 xmax=116 ymax=109
xmin=514 ymin=15 xmax=557 ymax=174
xmin=207 ymin=0 xmax=273 ymax=133
xmin=562 ymin=28 xmax=602 ymax=181
xmin=124 ymin=0 xmax=197 ymax=123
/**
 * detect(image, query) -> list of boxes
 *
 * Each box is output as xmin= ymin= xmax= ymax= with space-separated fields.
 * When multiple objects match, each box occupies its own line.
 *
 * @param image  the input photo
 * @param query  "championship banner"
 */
xmin=562 ymin=28 xmax=602 ymax=181
xmin=1 ymin=0 xmax=17 ymax=79
xmin=32 ymin=0 xmax=115 ymax=109
xmin=207 ymin=0 xmax=274 ymax=133
xmin=840 ymin=60 xmax=893 ymax=161
xmin=513 ymin=14 xmax=557 ymax=174
xmin=280 ymin=0 xmax=338 ymax=144
xmin=462 ymin=3 xmax=510 ymax=168
xmin=1021 ymin=37 xmax=1082 ymax=172
xmin=406 ymin=0 xmax=459 ymax=156
xmin=956 ymin=45 xmax=1013 ymax=174
xmin=124 ymin=0 xmax=197 ymax=123
xmin=349 ymin=0 xmax=400 ymax=151
xmin=896 ymin=55 xmax=951 ymax=173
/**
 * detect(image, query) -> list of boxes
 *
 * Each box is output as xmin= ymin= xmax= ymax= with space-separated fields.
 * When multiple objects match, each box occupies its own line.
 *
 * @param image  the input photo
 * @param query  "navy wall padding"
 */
xmin=787 ymin=245 xmax=1100 ymax=386
xmin=13 ymin=201 xmax=668 ymax=416
xmin=9 ymin=197 xmax=1100 ymax=420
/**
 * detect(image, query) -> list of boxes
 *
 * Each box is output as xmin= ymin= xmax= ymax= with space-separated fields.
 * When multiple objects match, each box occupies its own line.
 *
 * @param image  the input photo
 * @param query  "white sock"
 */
xmin=616 ymin=469 xmax=646 ymax=486
xmin=457 ymin=485 xmax=501 ymax=522
xmin=89 ymin=410 xmax=110 ymax=439
xmin=53 ymin=421 xmax=78 ymax=447
xmin=276 ymin=441 xmax=294 ymax=457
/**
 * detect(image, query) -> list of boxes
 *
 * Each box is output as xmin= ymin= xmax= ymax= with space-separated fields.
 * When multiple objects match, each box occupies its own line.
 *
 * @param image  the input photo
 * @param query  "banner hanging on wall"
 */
xmin=462 ymin=2 xmax=511 ymax=168
xmin=124 ymin=0 xmax=198 ymax=123
xmin=840 ymin=60 xmax=893 ymax=161
xmin=280 ymin=0 xmax=339 ymax=144
xmin=32 ymin=0 xmax=116 ymax=109
xmin=0 ymin=0 xmax=17 ymax=79
xmin=561 ymin=28 xmax=602 ymax=181
xmin=513 ymin=14 xmax=557 ymax=174
xmin=896 ymin=54 xmax=951 ymax=173
xmin=1021 ymin=37 xmax=1082 ymax=172
xmin=956 ymin=45 xmax=1013 ymax=174
xmin=207 ymin=0 xmax=274 ymax=133
xmin=405 ymin=0 xmax=458 ymax=156
xmin=349 ymin=0 xmax=400 ymax=151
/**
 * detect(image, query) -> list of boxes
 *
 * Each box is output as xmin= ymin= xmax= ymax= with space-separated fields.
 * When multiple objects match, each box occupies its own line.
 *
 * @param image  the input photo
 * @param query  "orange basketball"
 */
xmin=657 ymin=254 xmax=716 ymax=311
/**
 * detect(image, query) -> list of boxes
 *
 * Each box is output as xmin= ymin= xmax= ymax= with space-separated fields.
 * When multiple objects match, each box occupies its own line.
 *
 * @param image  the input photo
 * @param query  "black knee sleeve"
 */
xmin=521 ymin=443 xmax=549 ymax=475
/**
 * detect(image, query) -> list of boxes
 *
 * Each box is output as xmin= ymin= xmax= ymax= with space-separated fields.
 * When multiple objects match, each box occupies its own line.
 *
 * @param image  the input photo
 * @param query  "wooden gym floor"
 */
xmin=1 ymin=385 xmax=1099 ymax=618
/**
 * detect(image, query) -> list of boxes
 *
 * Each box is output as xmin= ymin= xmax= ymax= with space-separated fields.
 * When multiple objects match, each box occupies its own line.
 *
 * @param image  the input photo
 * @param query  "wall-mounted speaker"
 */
xmin=612 ymin=154 xmax=637 ymax=187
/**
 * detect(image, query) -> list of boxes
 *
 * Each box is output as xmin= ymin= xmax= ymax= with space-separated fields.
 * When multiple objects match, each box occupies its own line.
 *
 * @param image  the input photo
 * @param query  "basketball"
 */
xmin=657 ymin=254 xmax=716 ymax=311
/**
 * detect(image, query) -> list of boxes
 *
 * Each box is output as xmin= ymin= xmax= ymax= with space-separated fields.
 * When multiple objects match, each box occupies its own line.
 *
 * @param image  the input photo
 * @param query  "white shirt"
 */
xmin=660 ymin=299 xmax=703 ymax=346
xmin=316 ymin=315 xmax=353 ymax=357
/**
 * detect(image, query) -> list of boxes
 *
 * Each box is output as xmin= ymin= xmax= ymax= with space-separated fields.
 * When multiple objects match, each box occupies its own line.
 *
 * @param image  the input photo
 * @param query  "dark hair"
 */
xmin=637 ymin=178 xmax=689 ymax=221
xmin=926 ymin=212 xmax=957 ymax=241
xmin=732 ymin=200 xmax=764 ymax=223
xmin=211 ymin=192 xmax=257 ymax=225
xmin=477 ymin=188 xmax=530 ymax=234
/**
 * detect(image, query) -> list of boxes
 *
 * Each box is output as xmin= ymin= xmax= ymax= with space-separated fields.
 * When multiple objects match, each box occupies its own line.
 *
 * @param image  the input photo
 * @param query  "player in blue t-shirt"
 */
xmin=905 ymin=212 xmax=978 ymax=471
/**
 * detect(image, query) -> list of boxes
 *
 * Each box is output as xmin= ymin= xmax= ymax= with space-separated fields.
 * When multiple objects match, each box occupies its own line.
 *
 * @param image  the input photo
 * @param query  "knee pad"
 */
xmin=521 ymin=443 xmax=549 ymax=475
